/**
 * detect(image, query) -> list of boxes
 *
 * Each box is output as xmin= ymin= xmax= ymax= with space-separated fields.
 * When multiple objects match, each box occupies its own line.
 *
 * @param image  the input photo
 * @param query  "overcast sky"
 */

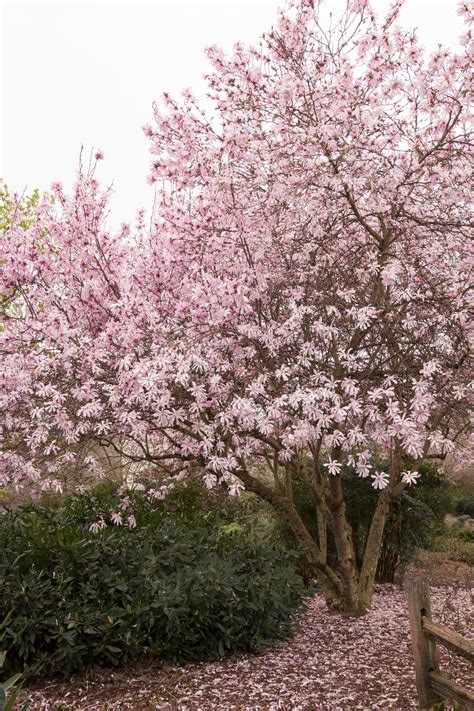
xmin=1 ymin=0 xmax=465 ymax=228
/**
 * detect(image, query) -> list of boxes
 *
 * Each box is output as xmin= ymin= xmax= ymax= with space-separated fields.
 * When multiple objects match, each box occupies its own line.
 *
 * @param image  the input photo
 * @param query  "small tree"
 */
xmin=0 ymin=0 xmax=472 ymax=615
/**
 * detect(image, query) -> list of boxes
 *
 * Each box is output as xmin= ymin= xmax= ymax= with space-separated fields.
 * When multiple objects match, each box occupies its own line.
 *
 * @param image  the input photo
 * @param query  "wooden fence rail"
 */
xmin=405 ymin=577 xmax=474 ymax=711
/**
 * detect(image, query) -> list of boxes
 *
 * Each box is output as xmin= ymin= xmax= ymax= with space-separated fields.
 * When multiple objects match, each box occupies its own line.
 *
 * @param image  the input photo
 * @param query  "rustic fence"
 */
xmin=405 ymin=577 xmax=474 ymax=710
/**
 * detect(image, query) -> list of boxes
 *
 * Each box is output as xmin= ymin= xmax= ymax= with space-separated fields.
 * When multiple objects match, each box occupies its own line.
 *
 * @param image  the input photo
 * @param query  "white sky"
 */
xmin=1 ymin=0 xmax=465 ymax=228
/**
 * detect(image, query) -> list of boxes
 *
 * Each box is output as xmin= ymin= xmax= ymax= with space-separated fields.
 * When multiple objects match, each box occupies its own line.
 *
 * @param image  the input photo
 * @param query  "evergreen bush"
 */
xmin=0 ymin=486 xmax=305 ymax=679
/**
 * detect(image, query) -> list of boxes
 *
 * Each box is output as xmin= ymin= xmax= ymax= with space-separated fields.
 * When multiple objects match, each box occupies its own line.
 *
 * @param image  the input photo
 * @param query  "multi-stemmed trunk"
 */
xmin=317 ymin=477 xmax=393 ymax=616
xmin=237 ymin=457 xmax=398 ymax=617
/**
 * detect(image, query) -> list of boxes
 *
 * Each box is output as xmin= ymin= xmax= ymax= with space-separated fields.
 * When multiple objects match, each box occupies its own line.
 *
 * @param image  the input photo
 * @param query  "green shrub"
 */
xmin=0 ymin=488 xmax=305 ymax=680
xmin=433 ymin=536 xmax=474 ymax=565
xmin=455 ymin=496 xmax=474 ymax=519
xmin=340 ymin=468 xmax=444 ymax=583
xmin=0 ymin=613 xmax=29 ymax=711
xmin=345 ymin=462 xmax=456 ymax=582
xmin=455 ymin=527 xmax=474 ymax=542
xmin=432 ymin=527 xmax=474 ymax=565
xmin=271 ymin=462 xmax=455 ymax=584
xmin=25 ymin=477 xmax=268 ymax=534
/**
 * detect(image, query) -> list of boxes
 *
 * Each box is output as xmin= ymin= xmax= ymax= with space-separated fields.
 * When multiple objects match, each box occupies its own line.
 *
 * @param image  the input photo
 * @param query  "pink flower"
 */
xmin=119 ymin=496 xmax=130 ymax=511
xmin=347 ymin=0 xmax=369 ymax=12
xmin=324 ymin=459 xmax=342 ymax=476
xmin=89 ymin=516 xmax=106 ymax=534
xmin=371 ymin=471 xmax=389 ymax=490
xmin=94 ymin=150 xmax=104 ymax=160
xmin=401 ymin=470 xmax=420 ymax=486
xmin=142 ymin=124 xmax=154 ymax=137
xmin=89 ymin=521 xmax=100 ymax=534
xmin=356 ymin=463 xmax=372 ymax=478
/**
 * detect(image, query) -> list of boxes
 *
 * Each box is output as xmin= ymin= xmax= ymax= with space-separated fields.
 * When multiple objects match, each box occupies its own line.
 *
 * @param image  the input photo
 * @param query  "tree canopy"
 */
xmin=0 ymin=0 xmax=472 ymax=614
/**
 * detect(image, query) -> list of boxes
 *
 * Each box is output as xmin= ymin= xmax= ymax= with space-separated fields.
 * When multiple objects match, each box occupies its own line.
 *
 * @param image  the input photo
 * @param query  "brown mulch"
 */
xmin=18 ymin=552 xmax=473 ymax=711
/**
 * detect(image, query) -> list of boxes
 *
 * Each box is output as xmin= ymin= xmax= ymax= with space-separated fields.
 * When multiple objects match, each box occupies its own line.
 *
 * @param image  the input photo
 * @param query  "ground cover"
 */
xmin=20 ymin=555 xmax=473 ymax=711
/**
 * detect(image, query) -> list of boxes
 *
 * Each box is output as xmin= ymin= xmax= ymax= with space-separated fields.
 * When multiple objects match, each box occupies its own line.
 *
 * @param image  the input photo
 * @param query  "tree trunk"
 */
xmin=316 ymin=504 xmax=327 ymax=563
xmin=358 ymin=450 xmax=402 ymax=609
xmin=235 ymin=461 xmax=344 ymax=609
xmin=358 ymin=489 xmax=391 ymax=609
xmin=236 ymin=458 xmax=397 ymax=617
xmin=328 ymin=474 xmax=364 ymax=616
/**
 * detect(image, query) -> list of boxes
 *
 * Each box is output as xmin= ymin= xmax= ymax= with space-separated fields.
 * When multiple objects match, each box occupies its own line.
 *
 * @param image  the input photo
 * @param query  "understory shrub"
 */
xmin=455 ymin=496 xmax=474 ymax=519
xmin=271 ymin=462 xmax=455 ymax=584
xmin=0 ymin=613 xmax=28 ymax=711
xmin=341 ymin=463 xmax=454 ymax=582
xmin=0 ymin=486 xmax=305 ymax=679
xmin=432 ymin=527 xmax=474 ymax=565
xmin=28 ymin=477 xmax=272 ymax=533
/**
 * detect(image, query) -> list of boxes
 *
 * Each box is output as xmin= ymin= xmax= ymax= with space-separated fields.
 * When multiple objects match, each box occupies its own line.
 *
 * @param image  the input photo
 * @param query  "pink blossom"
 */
xmin=119 ymin=497 xmax=131 ymax=511
xmin=371 ymin=471 xmax=389 ymax=490
xmin=324 ymin=459 xmax=342 ymax=476
xmin=401 ymin=470 xmax=421 ymax=485
xmin=88 ymin=517 xmax=106 ymax=534
xmin=0 ymin=0 xmax=471 ymax=615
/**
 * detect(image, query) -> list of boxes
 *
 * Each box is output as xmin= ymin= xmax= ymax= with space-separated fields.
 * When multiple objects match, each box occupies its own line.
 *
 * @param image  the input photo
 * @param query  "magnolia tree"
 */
xmin=1 ymin=0 xmax=473 ymax=615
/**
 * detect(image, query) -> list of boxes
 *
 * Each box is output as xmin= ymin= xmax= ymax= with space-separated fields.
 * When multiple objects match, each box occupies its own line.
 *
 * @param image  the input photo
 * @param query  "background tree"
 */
xmin=1 ymin=183 xmax=40 ymax=321
xmin=0 ymin=0 xmax=472 ymax=615
xmin=0 ymin=182 xmax=40 ymax=231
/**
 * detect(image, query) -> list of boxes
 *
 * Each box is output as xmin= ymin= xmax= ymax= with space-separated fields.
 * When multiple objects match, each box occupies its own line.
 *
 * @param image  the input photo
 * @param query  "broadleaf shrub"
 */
xmin=0 ymin=487 xmax=305 ymax=679
xmin=0 ymin=612 xmax=28 ymax=711
xmin=455 ymin=496 xmax=474 ymax=519
xmin=270 ymin=462 xmax=455 ymax=584
xmin=432 ymin=526 xmax=474 ymax=566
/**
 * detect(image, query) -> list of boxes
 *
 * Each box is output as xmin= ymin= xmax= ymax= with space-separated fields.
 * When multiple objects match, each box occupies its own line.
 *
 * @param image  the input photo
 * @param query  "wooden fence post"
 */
xmin=404 ymin=577 xmax=441 ymax=710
